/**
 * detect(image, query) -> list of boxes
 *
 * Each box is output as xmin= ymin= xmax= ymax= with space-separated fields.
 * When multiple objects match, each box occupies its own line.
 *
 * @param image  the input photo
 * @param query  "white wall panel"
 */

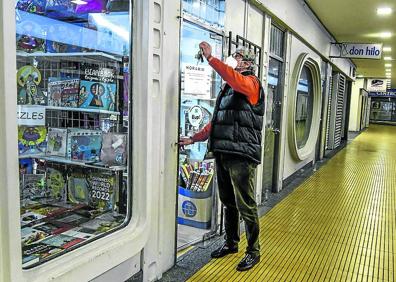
xmin=247 ymin=5 xmax=264 ymax=46
xmin=251 ymin=0 xmax=355 ymax=80
xmin=225 ymin=0 xmax=246 ymax=37
xmin=282 ymin=35 xmax=321 ymax=180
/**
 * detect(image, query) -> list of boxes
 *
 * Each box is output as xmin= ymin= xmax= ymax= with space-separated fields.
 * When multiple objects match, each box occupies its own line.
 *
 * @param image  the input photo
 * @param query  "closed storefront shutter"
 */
xmin=327 ymin=73 xmax=346 ymax=150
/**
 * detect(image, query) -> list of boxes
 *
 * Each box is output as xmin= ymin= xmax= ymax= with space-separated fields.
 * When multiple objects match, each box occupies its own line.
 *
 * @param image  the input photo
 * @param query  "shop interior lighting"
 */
xmin=385 ymin=63 xmax=392 ymax=67
xmin=379 ymin=32 xmax=392 ymax=38
xmin=377 ymin=7 xmax=393 ymax=15
xmin=71 ymin=0 xmax=87 ymax=4
xmin=384 ymin=56 xmax=393 ymax=60
xmin=383 ymin=46 xmax=392 ymax=52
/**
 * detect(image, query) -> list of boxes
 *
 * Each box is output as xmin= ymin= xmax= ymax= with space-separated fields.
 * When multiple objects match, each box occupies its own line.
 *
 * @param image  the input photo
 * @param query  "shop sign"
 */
xmin=367 ymin=79 xmax=387 ymax=92
xmin=369 ymin=89 xmax=396 ymax=97
xmin=184 ymin=64 xmax=212 ymax=99
xmin=17 ymin=105 xmax=46 ymax=126
xmin=331 ymin=43 xmax=383 ymax=59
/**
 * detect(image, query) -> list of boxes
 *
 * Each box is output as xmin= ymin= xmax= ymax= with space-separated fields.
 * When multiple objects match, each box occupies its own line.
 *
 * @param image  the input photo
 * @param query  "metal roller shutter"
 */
xmin=327 ymin=73 xmax=346 ymax=150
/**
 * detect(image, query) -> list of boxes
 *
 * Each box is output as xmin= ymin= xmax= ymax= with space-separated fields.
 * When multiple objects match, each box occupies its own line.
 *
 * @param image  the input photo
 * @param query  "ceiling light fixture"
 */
xmin=386 ymin=69 xmax=392 ymax=72
xmin=384 ymin=56 xmax=393 ymax=60
xmin=377 ymin=7 xmax=393 ymax=15
xmin=383 ymin=46 xmax=392 ymax=52
xmin=385 ymin=63 xmax=392 ymax=67
xmin=380 ymin=32 xmax=392 ymax=38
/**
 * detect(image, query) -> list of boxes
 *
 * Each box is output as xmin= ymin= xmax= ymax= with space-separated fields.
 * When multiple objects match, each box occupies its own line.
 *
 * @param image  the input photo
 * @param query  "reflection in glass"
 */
xmin=182 ymin=0 xmax=225 ymax=28
xmin=370 ymin=99 xmax=396 ymax=121
xmin=262 ymin=58 xmax=281 ymax=191
xmin=16 ymin=0 xmax=131 ymax=268
xmin=179 ymin=21 xmax=222 ymax=160
xmin=295 ymin=66 xmax=314 ymax=148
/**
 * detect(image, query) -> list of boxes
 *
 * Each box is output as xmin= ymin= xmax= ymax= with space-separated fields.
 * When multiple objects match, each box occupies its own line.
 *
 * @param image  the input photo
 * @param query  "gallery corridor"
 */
xmin=189 ymin=125 xmax=396 ymax=281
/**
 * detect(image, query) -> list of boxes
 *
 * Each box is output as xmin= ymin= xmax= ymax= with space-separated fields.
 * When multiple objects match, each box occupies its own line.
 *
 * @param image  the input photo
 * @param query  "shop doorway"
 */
xmin=176 ymin=19 xmax=223 ymax=253
xmin=262 ymin=25 xmax=285 ymax=195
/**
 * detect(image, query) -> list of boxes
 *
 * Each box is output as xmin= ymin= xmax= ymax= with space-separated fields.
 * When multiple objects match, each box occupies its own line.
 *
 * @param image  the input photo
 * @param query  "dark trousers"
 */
xmin=216 ymin=154 xmax=260 ymax=255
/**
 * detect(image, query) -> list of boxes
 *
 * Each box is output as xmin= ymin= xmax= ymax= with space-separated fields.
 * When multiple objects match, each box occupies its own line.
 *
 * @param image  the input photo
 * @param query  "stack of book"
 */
xmin=179 ymin=161 xmax=214 ymax=192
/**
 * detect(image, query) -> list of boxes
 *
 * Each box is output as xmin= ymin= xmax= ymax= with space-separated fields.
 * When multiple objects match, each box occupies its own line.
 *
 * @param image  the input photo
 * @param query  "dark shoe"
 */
xmin=236 ymin=253 xmax=260 ymax=271
xmin=210 ymin=243 xmax=238 ymax=258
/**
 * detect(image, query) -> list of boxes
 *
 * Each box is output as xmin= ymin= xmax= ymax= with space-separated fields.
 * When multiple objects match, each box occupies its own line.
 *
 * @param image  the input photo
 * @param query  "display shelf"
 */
xmin=18 ymin=104 xmax=120 ymax=116
xmin=46 ymin=106 xmax=120 ymax=116
xmin=16 ymin=51 xmax=122 ymax=63
xmin=181 ymin=95 xmax=217 ymax=101
xmin=19 ymin=155 xmax=127 ymax=171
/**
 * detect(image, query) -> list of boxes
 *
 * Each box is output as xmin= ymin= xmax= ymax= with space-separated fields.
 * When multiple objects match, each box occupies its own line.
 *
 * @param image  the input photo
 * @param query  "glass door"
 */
xmin=176 ymin=19 xmax=223 ymax=251
xmin=15 ymin=0 xmax=132 ymax=268
xmin=262 ymin=57 xmax=283 ymax=195
xmin=261 ymin=25 xmax=285 ymax=196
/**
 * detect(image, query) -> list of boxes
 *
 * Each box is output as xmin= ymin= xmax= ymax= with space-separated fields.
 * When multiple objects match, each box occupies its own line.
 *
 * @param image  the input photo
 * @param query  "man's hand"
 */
xmin=199 ymin=41 xmax=212 ymax=60
xmin=179 ymin=137 xmax=194 ymax=146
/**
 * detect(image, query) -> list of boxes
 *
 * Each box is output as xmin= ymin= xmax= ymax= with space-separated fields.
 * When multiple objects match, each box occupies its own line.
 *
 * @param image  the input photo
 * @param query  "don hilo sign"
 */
xmin=331 ymin=43 xmax=383 ymax=59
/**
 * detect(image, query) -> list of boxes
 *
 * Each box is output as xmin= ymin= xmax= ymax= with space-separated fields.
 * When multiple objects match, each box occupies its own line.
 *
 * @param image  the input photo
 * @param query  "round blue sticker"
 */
xmin=182 ymin=201 xmax=197 ymax=218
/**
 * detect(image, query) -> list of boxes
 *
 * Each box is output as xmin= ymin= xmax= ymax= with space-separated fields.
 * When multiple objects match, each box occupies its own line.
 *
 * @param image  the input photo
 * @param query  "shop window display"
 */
xmin=15 ymin=0 xmax=131 ymax=268
xmin=295 ymin=66 xmax=314 ymax=148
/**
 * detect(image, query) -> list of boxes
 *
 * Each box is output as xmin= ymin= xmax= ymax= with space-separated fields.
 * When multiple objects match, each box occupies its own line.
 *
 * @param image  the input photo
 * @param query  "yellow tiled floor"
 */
xmin=188 ymin=125 xmax=396 ymax=281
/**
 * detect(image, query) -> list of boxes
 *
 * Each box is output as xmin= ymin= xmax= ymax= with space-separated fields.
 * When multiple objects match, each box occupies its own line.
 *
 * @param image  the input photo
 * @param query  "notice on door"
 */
xmin=17 ymin=105 xmax=46 ymax=126
xmin=184 ymin=64 xmax=212 ymax=99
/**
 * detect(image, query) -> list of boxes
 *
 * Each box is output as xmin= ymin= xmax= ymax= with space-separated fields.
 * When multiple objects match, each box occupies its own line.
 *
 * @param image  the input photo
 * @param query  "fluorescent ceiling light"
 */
xmin=385 ymin=63 xmax=392 ymax=67
xmin=384 ymin=56 xmax=393 ymax=60
xmin=356 ymin=75 xmax=364 ymax=78
xmin=377 ymin=7 xmax=393 ymax=15
xmin=383 ymin=46 xmax=392 ymax=52
xmin=71 ymin=0 xmax=87 ymax=4
xmin=380 ymin=32 xmax=392 ymax=38
xmin=386 ymin=69 xmax=392 ymax=72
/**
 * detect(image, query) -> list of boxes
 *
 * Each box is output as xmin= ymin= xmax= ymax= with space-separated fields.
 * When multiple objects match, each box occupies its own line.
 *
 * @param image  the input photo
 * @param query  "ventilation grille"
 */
xmin=334 ymin=74 xmax=346 ymax=148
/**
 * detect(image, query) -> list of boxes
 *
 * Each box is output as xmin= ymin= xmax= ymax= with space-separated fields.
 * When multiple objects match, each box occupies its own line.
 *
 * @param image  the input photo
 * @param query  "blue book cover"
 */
xmin=79 ymin=65 xmax=117 ymax=111
xmin=67 ymin=129 xmax=102 ymax=162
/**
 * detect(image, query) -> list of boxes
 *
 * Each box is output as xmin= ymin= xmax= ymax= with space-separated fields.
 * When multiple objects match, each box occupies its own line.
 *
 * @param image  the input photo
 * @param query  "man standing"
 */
xmin=179 ymin=41 xmax=265 ymax=271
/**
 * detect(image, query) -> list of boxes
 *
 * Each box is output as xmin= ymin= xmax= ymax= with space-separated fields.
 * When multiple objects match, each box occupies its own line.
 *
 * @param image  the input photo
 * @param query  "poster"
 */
xmin=183 ymin=64 xmax=212 ymax=99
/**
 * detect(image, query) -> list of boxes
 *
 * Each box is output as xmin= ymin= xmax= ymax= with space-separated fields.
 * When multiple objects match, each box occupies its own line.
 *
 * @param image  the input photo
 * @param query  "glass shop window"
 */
xmin=182 ymin=0 xmax=225 ymax=28
xmin=295 ymin=65 xmax=314 ymax=148
xmin=15 ymin=0 xmax=132 ymax=268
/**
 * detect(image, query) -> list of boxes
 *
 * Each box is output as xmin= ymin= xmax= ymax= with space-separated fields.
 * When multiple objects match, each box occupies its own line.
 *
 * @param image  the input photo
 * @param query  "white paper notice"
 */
xmin=184 ymin=64 xmax=212 ymax=99
xmin=17 ymin=105 xmax=46 ymax=126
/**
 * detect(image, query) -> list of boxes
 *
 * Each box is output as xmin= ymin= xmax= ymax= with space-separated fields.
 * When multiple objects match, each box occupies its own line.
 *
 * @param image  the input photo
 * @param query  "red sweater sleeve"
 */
xmin=191 ymin=123 xmax=211 ymax=142
xmin=209 ymin=57 xmax=260 ymax=105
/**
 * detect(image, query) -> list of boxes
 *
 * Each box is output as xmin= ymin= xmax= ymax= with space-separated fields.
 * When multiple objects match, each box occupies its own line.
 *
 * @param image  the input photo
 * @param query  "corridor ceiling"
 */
xmin=306 ymin=0 xmax=396 ymax=87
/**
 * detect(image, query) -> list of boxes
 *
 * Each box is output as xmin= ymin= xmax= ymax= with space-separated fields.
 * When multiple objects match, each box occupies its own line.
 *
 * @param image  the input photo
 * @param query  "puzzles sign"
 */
xmin=17 ymin=106 xmax=46 ymax=126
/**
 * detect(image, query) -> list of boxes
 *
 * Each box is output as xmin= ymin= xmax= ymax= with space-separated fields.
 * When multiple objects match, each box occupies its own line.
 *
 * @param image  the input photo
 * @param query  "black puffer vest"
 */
xmin=209 ymin=72 xmax=265 ymax=164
